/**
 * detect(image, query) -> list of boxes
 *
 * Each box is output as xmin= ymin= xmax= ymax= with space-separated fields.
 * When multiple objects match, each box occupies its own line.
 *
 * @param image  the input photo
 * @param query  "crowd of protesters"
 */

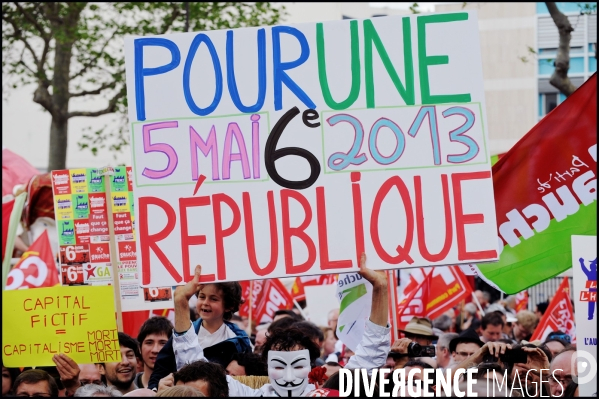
xmin=2 ymin=258 xmax=587 ymax=397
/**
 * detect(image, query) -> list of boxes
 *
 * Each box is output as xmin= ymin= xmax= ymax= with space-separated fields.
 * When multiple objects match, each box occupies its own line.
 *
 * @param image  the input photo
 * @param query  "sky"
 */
xmin=369 ymin=2 xmax=444 ymax=13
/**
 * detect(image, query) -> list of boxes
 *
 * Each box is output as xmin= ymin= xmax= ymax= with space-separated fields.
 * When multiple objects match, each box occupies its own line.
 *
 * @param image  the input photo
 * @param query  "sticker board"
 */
xmin=124 ymin=11 xmax=499 ymax=287
xmin=51 ymin=167 xmax=173 ymax=311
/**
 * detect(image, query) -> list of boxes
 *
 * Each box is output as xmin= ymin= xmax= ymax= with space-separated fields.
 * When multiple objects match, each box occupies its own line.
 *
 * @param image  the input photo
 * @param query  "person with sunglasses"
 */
xmin=543 ymin=331 xmax=570 ymax=358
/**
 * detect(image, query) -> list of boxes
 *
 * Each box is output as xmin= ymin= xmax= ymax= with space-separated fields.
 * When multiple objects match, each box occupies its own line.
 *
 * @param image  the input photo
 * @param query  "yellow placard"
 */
xmin=54 ymin=194 xmax=74 ymax=220
xmin=110 ymin=193 xmax=129 ymax=213
xmin=70 ymin=168 xmax=88 ymax=194
xmin=2 ymin=285 xmax=121 ymax=367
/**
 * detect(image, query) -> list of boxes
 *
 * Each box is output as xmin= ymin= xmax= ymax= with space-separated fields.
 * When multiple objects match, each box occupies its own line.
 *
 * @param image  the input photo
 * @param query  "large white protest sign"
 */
xmin=124 ymin=11 xmax=498 ymax=286
xmin=571 ymin=235 xmax=597 ymax=396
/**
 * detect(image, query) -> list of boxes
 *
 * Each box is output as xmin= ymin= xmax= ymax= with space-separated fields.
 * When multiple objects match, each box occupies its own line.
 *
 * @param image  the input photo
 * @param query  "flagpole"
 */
xmin=292 ymin=298 xmax=308 ymax=320
xmin=103 ymin=166 xmax=124 ymax=332
xmin=387 ymin=270 xmax=399 ymax=343
xmin=471 ymin=291 xmax=485 ymax=317
xmin=459 ymin=299 xmax=465 ymax=331
xmin=247 ymin=280 xmax=253 ymax=336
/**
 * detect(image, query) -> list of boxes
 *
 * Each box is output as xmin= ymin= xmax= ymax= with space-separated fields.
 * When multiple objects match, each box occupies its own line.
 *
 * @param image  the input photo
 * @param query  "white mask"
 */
xmin=268 ymin=349 xmax=311 ymax=397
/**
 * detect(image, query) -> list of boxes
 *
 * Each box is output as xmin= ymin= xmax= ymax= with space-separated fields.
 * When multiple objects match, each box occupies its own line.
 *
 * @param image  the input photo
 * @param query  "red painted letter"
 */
xmin=243 ymin=191 xmax=279 ymax=276
xmin=452 ymin=171 xmax=497 ymax=260
xmin=351 ymin=172 xmax=365 ymax=267
xmin=212 ymin=194 xmax=242 ymax=280
xmin=281 ymin=189 xmax=316 ymax=274
xmin=179 ymin=196 xmax=214 ymax=283
xmin=316 ymin=187 xmax=353 ymax=270
xmin=138 ymin=196 xmax=181 ymax=285
xmin=415 ymin=174 xmax=453 ymax=262
xmin=370 ymin=176 xmax=414 ymax=265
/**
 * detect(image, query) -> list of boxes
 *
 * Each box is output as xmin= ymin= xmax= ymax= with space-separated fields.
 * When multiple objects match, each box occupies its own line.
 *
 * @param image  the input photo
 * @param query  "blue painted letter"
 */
xmin=272 ymin=26 xmax=316 ymax=110
xmin=134 ymin=38 xmax=181 ymax=121
xmin=183 ymin=34 xmax=223 ymax=116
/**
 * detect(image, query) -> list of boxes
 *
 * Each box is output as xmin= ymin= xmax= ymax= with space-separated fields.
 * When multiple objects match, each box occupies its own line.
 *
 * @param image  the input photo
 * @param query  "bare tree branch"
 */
xmin=3 ymin=14 xmax=42 ymax=69
xmin=68 ymin=89 xmax=126 ymax=118
xmin=69 ymin=81 xmax=116 ymax=98
xmin=546 ymin=2 xmax=578 ymax=96
xmin=159 ymin=3 xmax=182 ymax=34
xmin=13 ymin=2 xmax=50 ymax=41
xmin=70 ymin=30 xmax=118 ymax=80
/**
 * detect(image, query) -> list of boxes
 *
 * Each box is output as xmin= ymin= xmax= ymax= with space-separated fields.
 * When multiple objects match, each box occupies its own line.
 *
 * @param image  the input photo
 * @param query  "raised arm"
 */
xmin=172 ymin=265 xmax=207 ymax=370
xmin=174 ymin=265 xmax=203 ymax=333
xmin=345 ymin=253 xmax=391 ymax=372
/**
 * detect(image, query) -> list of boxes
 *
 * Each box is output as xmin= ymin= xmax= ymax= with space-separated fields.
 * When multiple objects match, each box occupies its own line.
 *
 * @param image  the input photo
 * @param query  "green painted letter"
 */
xmin=417 ymin=13 xmax=471 ymax=104
xmin=364 ymin=17 xmax=415 ymax=107
xmin=317 ymin=20 xmax=361 ymax=110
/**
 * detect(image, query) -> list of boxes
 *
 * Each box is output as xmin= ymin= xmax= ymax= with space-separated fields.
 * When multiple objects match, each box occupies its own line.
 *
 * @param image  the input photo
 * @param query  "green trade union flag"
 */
xmin=477 ymin=74 xmax=597 ymax=294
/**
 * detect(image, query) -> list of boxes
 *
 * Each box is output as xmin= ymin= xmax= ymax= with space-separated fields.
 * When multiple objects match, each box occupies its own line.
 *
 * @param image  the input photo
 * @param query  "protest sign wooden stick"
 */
xmin=247 ymin=280 xmax=253 ymax=335
xmin=103 ymin=166 xmax=124 ymax=332
xmin=387 ymin=270 xmax=399 ymax=343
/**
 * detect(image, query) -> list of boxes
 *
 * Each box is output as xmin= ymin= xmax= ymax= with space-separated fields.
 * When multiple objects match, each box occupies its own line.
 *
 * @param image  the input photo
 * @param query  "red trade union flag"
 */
xmin=2 ymin=198 xmax=15 ymax=261
xmin=239 ymin=279 xmax=293 ymax=324
xmin=530 ymin=277 xmax=576 ymax=343
xmin=6 ymin=230 xmax=60 ymax=290
xmin=291 ymin=275 xmax=338 ymax=302
xmin=396 ymin=266 xmax=472 ymax=330
xmin=515 ymin=291 xmax=529 ymax=313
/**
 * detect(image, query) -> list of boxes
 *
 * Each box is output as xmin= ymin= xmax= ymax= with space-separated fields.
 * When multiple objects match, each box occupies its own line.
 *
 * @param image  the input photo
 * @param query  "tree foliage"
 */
xmin=2 ymin=2 xmax=285 ymax=170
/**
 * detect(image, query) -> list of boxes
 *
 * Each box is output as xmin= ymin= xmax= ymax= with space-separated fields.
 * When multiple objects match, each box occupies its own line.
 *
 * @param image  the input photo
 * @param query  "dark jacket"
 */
xmin=148 ymin=319 xmax=251 ymax=390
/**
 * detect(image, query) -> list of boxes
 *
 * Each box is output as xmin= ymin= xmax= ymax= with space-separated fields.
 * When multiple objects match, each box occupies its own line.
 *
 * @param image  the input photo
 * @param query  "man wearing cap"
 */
xmin=448 ymin=328 xmax=484 ymax=368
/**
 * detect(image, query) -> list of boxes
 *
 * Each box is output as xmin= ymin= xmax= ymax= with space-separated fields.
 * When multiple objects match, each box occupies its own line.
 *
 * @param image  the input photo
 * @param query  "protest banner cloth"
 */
xmin=336 ymin=272 xmax=373 ymax=351
xmin=530 ymin=277 xmax=576 ymax=343
xmin=2 ymin=285 xmax=120 ymax=367
xmin=51 ymin=167 xmax=173 ymax=311
xmin=571 ymin=235 xmax=597 ymax=396
xmin=6 ymin=231 xmax=60 ymax=290
xmin=395 ymin=265 xmax=472 ymax=330
xmin=239 ymin=278 xmax=294 ymax=324
xmin=124 ymin=11 xmax=498 ymax=287
xmin=473 ymin=74 xmax=597 ymax=294
xmin=2 ymin=192 xmax=26 ymax=290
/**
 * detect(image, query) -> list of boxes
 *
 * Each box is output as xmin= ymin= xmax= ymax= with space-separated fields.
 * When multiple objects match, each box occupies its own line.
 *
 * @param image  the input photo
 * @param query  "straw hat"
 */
xmin=399 ymin=317 xmax=438 ymax=339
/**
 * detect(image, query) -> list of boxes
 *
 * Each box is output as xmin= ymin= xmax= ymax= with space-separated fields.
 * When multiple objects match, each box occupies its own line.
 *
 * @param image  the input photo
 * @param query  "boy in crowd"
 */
xmin=135 ymin=316 xmax=173 ymax=388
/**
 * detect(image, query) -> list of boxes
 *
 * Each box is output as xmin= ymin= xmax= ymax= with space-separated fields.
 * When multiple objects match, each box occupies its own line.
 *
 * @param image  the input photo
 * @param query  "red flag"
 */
xmin=530 ymin=277 xmax=576 ymax=343
xmin=240 ymin=279 xmax=294 ymax=324
xmin=2 ymin=199 xmax=15 ymax=261
xmin=6 ymin=230 xmax=59 ymax=290
xmin=396 ymin=266 xmax=472 ymax=330
xmin=515 ymin=291 xmax=529 ymax=313
xmin=291 ymin=275 xmax=338 ymax=302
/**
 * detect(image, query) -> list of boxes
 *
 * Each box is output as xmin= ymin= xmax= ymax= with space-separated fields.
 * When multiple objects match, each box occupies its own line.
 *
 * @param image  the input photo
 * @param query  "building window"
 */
xmin=538 ymin=92 xmax=567 ymax=118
